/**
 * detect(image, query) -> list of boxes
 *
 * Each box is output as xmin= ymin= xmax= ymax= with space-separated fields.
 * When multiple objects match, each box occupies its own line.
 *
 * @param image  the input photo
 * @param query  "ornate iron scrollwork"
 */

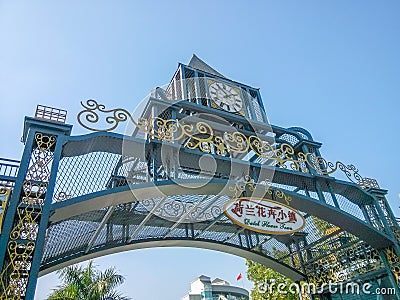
xmin=386 ymin=246 xmax=400 ymax=283
xmin=77 ymin=100 xmax=380 ymax=188
xmin=229 ymin=175 xmax=292 ymax=205
xmin=140 ymin=196 xmax=224 ymax=223
xmin=1 ymin=133 xmax=56 ymax=299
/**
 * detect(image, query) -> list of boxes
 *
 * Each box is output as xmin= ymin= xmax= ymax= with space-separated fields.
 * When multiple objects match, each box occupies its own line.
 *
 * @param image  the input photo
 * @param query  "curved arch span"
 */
xmin=39 ymin=238 xmax=305 ymax=281
xmin=49 ymin=179 xmax=394 ymax=249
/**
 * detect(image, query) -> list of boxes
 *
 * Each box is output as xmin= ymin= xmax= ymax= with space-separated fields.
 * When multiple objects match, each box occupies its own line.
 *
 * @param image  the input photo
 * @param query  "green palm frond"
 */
xmin=46 ymin=260 xmax=131 ymax=300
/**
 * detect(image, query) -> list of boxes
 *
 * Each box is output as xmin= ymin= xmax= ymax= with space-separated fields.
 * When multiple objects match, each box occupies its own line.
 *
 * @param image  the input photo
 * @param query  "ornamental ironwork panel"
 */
xmin=1 ymin=58 xmax=400 ymax=299
xmin=77 ymin=99 xmax=383 ymax=190
xmin=0 ymin=133 xmax=56 ymax=299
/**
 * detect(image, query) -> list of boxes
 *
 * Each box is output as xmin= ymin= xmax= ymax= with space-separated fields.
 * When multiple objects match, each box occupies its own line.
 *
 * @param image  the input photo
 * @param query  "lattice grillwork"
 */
xmin=295 ymin=131 xmax=309 ymax=140
xmin=364 ymin=204 xmax=385 ymax=232
xmin=303 ymin=216 xmax=337 ymax=245
xmin=42 ymin=213 xmax=102 ymax=262
xmin=249 ymin=95 xmax=264 ymax=123
xmin=306 ymin=240 xmax=383 ymax=287
xmin=334 ymin=193 xmax=366 ymax=222
xmin=321 ymin=191 xmax=336 ymax=207
xmin=377 ymin=197 xmax=398 ymax=230
xmin=1 ymin=133 xmax=56 ymax=299
xmin=53 ymin=152 xmax=121 ymax=202
xmin=174 ymin=70 xmax=182 ymax=100
xmin=279 ymin=133 xmax=300 ymax=146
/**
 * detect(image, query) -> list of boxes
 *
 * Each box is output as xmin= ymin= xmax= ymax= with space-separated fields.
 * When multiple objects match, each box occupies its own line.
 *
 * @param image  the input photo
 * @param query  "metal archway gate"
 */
xmin=1 ymin=65 xmax=400 ymax=299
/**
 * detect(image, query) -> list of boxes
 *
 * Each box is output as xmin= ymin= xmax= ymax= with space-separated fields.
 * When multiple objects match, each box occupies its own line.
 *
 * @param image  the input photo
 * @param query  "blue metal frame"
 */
xmin=0 ymin=117 xmax=71 ymax=299
xmin=24 ymin=134 xmax=68 ymax=299
xmin=1 ymin=62 xmax=399 ymax=299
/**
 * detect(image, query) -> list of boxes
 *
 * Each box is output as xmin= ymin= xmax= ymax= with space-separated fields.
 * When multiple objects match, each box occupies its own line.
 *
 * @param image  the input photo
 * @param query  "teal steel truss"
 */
xmin=0 ymin=57 xmax=399 ymax=299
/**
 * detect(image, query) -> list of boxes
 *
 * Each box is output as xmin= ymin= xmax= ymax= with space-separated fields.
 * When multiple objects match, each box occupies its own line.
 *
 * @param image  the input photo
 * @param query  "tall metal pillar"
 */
xmin=0 ymin=114 xmax=71 ymax=300
xmin=379 ymin=250 xmax=400 ymax=299
xmin=366 ymin=188 xmax=400 ymax=296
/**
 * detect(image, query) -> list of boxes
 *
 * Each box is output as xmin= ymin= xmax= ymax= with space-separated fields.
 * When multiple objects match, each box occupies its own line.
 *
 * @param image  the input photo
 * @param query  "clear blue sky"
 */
xmin=1 ymin=1 xmax=399 ymax=299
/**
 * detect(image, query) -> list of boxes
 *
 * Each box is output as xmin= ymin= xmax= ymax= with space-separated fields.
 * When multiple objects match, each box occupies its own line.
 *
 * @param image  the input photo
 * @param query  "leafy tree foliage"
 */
xmin=311 ymin=216 xmax=334 ymax=238
xmin=47 ymin=261 xmax=130 ymax=300
xmin=246 ymin=259 xmax=299 ymax=300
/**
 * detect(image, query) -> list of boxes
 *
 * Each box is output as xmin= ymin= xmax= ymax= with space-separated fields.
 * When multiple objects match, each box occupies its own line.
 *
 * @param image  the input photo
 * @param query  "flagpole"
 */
xmin=236 ymin=273 xmax=245 ymax=289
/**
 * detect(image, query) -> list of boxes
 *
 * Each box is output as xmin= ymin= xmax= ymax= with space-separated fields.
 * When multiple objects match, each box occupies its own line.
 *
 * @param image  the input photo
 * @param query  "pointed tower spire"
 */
xmin=188 ymin=54 xmax=226 ymax=78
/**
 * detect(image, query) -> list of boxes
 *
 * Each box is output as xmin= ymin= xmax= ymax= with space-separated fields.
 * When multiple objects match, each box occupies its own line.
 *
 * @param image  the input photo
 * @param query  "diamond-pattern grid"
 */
xmin=136 ymin=225 xmax=169 ymax=240
xmin=278 ymin=133 xmax=300 ymax=146
xmin=53 ymin=152 xmax=121 ymax=202
xmin=307 ymin=191 xmax=319 ymax=200
xmin=117 ymin=157 xmax=148 ymax=185
xmin=266 ymin=238 xmax=291 ymax=259
xmin=174 ymin=69 xmax=183 ymax=100
xmin=303 ymin=216 xmax=337 ymax=245
xmin=226 ymin=232 xmax=244 ymax=247
xmin=377 ymin=196 xmax=398 ymax=230
xmin=334 ymin=193 xmax=365 ymax=222
xmin=322 ymin=191 xmax=336 ymax=207
xmin=250 ymin=96 xmax=264 ymax=123
xmin=38 ymin=133 xmax=398 ymax=286
xmin=247 ymin=232 xmax=262 ymax=248
xmin=42 ymin=189 xmax=388 ymax=281
xmin=242 ymin=90 xmax=253 ymax=119
xmin=42 ymin=210 xmax=104 ymax=264
xmin=44 ymin=158 xmax=385 ymax=278
xmin=365 ymin=204 xmax=385 ymax=232
xmin=196 ymin=216 xmax=237 ymax=241
xmin=184 ymin=69 xmax=196 ymax=102
xmin=93 ymin=221 xmax=132 ymax=248
xmin=295 ymin=131 xmax=309 ymax=141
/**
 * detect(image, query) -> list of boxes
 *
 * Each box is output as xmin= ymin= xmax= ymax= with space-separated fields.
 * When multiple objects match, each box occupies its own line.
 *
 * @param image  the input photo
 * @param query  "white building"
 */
xmin=181 ymin=275 xmax=249 ymax=300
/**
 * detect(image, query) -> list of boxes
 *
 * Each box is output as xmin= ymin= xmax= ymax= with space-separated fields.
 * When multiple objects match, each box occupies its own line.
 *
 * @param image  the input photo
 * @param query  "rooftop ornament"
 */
xmin=34 ymin=105 xmax=67 ymax=124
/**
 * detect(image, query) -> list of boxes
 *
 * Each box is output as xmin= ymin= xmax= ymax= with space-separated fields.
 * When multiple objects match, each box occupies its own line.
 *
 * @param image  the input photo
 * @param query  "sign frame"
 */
xmin=223 ymin=197 xmax=306 ymax=235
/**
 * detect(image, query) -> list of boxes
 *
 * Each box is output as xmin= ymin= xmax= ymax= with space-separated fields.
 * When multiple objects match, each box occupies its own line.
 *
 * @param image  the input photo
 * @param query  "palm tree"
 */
xmin=47 ymin=261 xmax=131 ymax=300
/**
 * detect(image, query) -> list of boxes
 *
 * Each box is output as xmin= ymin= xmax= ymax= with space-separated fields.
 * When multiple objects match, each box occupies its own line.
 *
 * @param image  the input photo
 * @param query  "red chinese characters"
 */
xmin=231 ymin=200 xmax=299 ymax=224
xmin=224 ymin=197 xmax=306 ymax=235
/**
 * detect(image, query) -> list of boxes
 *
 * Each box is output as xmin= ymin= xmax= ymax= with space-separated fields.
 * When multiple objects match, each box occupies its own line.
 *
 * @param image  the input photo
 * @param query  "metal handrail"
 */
xmin=35 ymin=105 xmax=67 ymax=124
xmin=0 ymin=158 xmax=20 ymax=178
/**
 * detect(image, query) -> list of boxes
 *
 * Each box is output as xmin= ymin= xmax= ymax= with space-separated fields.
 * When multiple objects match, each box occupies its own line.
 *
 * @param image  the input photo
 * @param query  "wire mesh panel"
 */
xmin=53 ymin=152 xmax=121 ymax=202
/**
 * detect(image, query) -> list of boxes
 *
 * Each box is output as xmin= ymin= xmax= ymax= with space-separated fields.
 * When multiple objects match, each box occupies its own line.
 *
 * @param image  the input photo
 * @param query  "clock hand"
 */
xmin=220 ymin=89 xmax=230 ymax=97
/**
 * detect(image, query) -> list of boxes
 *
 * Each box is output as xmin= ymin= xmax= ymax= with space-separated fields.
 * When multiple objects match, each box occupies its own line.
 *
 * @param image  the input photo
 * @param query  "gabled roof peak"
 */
xmin=188 ymin=54 xmax=226 ymax=78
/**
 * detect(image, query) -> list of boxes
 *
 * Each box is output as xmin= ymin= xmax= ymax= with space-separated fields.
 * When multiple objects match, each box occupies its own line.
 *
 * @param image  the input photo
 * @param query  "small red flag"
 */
xmin=236 ymin=273 xmax=243 ymax=280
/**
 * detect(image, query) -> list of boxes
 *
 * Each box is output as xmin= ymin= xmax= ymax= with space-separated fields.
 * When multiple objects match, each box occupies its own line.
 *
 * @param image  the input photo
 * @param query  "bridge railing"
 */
xmin=34 ymin=104 xmax=67 ymax=124
xmin=0 ymin=158 xmax=20 ymax=179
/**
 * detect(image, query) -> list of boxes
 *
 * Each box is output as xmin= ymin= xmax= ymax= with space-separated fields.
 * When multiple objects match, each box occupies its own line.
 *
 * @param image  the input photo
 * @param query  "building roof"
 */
xmin=212 ymin=278 xmax=230 ymax=285
xmin=195 ymin=275 xmax=211 ymax=283
xmin=188 ymin=54 xmax=226 ymax=78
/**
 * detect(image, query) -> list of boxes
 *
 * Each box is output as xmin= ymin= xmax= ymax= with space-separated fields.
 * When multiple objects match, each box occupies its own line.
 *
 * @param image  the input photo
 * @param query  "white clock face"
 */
xmin=209 ymin=81 xmax=243 ymax=113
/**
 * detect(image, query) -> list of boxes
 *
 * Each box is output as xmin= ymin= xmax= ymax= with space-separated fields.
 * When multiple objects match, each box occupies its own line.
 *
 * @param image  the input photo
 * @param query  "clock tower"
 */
xmin=175 ymin=54 xmax=266 ymax=122
xmin=130 ymin=54 xmax=276 ymax=183
xmin=147 ymin=55 xmax=270 ymax=141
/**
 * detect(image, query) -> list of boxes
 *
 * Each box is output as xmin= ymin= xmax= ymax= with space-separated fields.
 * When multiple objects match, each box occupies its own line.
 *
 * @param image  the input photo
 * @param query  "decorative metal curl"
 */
xmin=54 ymin=191 xmax=72 ymax=202
xmin=229 ymin=176 xmax=292 ymax=205
xmin=229 ymin=175 xmax=255 ymax=198
xmin=77 ymin=99 xmax=135 ymax=132
xmin=77 ymin=100 xmax=379 ymax=188
xmin=140 ymin=196 xmax=224 ymax=223
xmin=309 ymin=156 xmax=367 ymax=186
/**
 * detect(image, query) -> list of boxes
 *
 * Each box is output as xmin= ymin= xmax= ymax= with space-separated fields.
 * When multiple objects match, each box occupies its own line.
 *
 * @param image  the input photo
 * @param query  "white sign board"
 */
xmin=224 ymin=197 xmax=306 ymax=235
